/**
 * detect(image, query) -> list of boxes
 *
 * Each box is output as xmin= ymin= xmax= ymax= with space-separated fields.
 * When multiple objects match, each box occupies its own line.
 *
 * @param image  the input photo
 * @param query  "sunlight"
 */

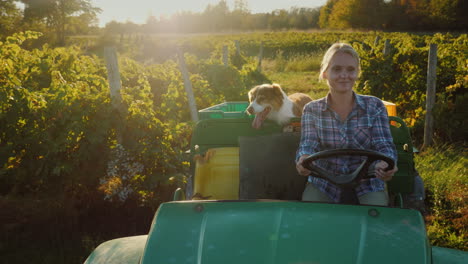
xmin=93 ymin=0 xmax=229 ymax=26
xmin=92 ymin=0 xmax=327 ymax=27
xmin=15 ymin=2 xmax=25 ymax=10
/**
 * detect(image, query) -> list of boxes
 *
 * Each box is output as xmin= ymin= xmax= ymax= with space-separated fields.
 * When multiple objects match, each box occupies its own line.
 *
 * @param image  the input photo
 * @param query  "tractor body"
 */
xmin=85 ymin=102 xmax=467 ymax=264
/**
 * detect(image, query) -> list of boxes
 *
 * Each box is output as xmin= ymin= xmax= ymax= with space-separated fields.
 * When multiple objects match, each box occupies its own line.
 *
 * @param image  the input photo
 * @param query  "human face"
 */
xmin=323 ymin=52 xmax=359 ymax=95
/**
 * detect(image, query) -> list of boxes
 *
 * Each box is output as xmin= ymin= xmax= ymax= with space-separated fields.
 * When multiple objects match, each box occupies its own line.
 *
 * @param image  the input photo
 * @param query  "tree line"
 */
xmin=104 ymin=0 xmax=468 ymax=36
xmin=0 ymin=0 xmax=100 ymax=45
xmin=1 ymin=0 xmax=467 ymax=46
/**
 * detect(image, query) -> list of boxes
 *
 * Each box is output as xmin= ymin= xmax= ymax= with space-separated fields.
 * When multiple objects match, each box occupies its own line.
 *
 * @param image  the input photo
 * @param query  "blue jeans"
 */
xmin=302 ymin=182 xmax=389 ymax=206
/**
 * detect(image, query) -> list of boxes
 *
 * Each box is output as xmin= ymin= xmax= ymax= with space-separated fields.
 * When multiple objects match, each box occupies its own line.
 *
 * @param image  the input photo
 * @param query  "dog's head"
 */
xmin=247 ymin=83 xmax=285 ymax=129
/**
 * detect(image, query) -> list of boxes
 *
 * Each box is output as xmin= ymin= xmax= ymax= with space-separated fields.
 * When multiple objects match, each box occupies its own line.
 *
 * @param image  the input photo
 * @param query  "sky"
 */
xmin=91 ymin=0 xmax=327 ymax=27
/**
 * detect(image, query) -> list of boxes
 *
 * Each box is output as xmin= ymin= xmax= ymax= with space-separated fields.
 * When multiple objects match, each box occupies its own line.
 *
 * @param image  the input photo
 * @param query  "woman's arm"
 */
xmin=370 ymin=99 xmax=398 ymax=180
xmin=296 ymin=104 xmax=320 ymax=176
xmin=370 ymin=100 xmax=397 ymax=161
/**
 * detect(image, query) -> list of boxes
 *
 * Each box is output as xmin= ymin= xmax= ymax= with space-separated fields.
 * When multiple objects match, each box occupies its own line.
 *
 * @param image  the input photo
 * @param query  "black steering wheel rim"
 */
xmin=301 ymin=148 xmax=395 ymax=186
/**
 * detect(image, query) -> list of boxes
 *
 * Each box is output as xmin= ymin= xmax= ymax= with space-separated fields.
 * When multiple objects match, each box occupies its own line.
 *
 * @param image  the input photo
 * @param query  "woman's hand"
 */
xmin=296 ymin=155 xmax=312 ymax=176
xmin=375 ymin=161 xmax=398 ymax=181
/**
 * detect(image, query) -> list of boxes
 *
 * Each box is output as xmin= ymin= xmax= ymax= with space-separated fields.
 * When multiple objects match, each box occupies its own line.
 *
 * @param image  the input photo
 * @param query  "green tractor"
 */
xmin=85 ymin=102 xmax=467 ymax=264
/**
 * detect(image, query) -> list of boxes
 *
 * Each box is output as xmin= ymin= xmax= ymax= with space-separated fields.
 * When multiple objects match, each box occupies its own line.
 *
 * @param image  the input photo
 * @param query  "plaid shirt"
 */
xmin=297 ymin=92 xmax=397 ymax=202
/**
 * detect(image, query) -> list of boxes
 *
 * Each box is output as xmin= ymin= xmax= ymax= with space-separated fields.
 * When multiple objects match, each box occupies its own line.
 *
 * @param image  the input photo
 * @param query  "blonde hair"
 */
xmin=319 ymin=43 xmax=360 ymax=81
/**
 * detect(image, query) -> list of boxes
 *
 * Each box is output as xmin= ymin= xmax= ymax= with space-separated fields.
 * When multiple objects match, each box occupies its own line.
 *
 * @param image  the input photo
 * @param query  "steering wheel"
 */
xmin=301 ymin=149 xmax=395 ymax=186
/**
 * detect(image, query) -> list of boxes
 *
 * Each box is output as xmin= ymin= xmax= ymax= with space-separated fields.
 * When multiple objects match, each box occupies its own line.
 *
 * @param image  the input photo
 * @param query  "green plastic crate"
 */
xmin=198 ymin=102 xmax=250 ymax=120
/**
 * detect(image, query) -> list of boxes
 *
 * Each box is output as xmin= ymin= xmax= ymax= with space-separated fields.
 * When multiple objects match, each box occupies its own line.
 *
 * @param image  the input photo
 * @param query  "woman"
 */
xmin=296 ymin=43 xmax=398 ymax=206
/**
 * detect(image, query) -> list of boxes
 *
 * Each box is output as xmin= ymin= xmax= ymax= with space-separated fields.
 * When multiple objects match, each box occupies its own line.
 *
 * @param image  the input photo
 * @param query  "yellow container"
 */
xmin=383 ymin=101 xmax=397 ymax=116
xmin=193 ymin=147 xmax=239 ymax=200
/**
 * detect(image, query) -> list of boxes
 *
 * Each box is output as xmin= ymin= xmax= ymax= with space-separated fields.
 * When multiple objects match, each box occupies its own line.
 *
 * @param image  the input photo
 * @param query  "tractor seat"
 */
xmin=238 ymin=132 xmax=307 ymax=200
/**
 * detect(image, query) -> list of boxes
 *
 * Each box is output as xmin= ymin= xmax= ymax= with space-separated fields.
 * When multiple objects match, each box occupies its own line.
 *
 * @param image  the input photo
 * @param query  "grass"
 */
xmin=263 ymin=50 xmax=323 ymax=72
xmin=264 ymin=70 xmax=329 ymax=99
xmin=415 ymin=145 xmax=467 ymax=250
xmin=261 ymin=51 xmax=329 ymax=99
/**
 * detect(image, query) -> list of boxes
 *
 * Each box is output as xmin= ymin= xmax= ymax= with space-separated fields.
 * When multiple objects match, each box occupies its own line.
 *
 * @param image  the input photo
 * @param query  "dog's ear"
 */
xmin=272 ymin=83 xmax=283 ymax=97
xmin=248 ymin=86 xmax=258 ymax=102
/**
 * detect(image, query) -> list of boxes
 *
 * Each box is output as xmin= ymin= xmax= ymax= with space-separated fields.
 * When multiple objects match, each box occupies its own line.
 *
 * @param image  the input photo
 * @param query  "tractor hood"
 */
xmin=141 ymin=201 xmax=431 ymax=264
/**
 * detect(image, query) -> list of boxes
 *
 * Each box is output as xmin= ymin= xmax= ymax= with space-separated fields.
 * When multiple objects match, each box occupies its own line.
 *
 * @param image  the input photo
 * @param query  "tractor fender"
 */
xmin=432 ymin=246 xmax=468 ymax=264
xmin=84 ymin=235 xmax=148 ymax=264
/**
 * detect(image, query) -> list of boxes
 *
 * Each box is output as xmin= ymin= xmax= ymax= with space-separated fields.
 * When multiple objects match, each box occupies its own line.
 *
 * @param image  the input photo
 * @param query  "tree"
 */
xmin=382 ymin=0 xmax=410 ymax=30
xmin=0 ymin=0 xmax=22 ymax=37
xmin=398 ymin=0 xmax=430 ymax=30
xmin=318 ymin=0 xmax=339 ymax=28
xmin=327 ymin=0 xmax=387 ymax=29
xmin=428 ymin=0 xmax=468 ymax=30
xmin=306 ymin=8 xmax=321 ymax=29
xmin=21 ymin=0 xmax=101 ymax=45
xmin=104 ymin=20 xmax=125 ymax=39
xmin=327 ymin=0 xmax=353 ymax=29
xmin=289 ymin=7 xmax=306 ymax=29
xmin=269 ymin=9 xmax=289 ymax=30
xmin=233 ymin=0 xmax=249 ymax=13
xmin=289 ymin=7 xmax=320 ymax=29
xmin=231 ymin=0 xmax=250 ymax=31
xmin=202 ymin=0 xmax=229 ymax=31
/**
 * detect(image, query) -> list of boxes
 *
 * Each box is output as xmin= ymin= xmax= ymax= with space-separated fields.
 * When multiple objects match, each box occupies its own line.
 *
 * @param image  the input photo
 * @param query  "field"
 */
xmin=1 ymin=31 xmax=467 ymax=263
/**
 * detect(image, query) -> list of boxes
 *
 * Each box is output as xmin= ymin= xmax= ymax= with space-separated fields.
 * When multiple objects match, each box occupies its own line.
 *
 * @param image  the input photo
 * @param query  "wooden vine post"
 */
xmin=371 ymin=36 xmax=381 ymax=54
xmin=223 ymin=45 xmax=229 ymax=66
xmin=104 ymin=46 xmax=125 ymax=143
xmin=374 ymin=35 xmax=381 ymax=46
xmin=235 ymin=40 xmax=241 ymax=56
xmin=423 ymin=44 xmax=438 ymax=149
xmin=177 ymin=48 xmax=199 ymax=122
xmin=257 ymin=41 xmax=263 ymax=72
xmin=383 ymin=39 xmax=391 ymax=55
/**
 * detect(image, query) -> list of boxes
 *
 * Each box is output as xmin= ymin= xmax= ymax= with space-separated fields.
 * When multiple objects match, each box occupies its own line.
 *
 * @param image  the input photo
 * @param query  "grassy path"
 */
xmin=263 ymin=70 xmax=329 ymax=100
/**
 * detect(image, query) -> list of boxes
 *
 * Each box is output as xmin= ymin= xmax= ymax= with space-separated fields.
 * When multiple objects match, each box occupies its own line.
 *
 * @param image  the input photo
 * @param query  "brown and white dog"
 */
xmin=247 ymin=83 xmax=312 ymax=129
